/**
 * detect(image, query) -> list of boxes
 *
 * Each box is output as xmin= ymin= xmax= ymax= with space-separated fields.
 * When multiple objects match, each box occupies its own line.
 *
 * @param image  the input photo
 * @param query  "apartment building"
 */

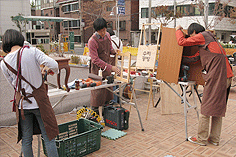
xmin=33 ymin=0 xmax=139 ymax=46
xmin=140 ymin=0 xmax=236 ymax=43
xmin=0 ymin=0 xmax=31 ymax=39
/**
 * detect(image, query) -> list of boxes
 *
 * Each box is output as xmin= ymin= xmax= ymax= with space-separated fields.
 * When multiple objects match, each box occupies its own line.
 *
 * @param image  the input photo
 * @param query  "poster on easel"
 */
xmin=136 ymin=45 xmax=158 ymax=70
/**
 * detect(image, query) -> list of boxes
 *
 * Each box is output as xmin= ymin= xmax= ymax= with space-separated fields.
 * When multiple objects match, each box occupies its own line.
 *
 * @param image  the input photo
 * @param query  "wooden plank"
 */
xmin=156 ymin=27 xmax=183 ymax=84
xmin=160 ymin=83 xmax=182 ymax=115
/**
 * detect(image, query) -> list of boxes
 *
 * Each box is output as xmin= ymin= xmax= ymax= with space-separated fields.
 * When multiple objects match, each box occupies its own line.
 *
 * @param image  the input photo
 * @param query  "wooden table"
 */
xmin=51 ymin=57 xmax=70 ymax=92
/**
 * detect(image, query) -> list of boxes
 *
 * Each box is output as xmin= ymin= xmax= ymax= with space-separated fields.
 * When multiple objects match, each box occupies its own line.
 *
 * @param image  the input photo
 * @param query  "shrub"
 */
xmin=71 ymin=55 xmax=80 ymax=64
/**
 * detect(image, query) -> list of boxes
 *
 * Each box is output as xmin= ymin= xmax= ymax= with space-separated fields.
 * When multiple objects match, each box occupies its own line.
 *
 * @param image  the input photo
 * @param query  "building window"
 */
xmin=66 ymin=5 xmax=71 ymax=12
xmin=63 ymin=20 xmax=80 ymax=28
xmin=107 ymin=21 xmax=113 ymax=28
xmin=209 ymin=3 xmax=215 ymax=15
xmin=141 ymin=8 xmax=149 ymax=18
xmin=74 ymin=36 xmax=81 ymax=43
xmin=119 ymin=21 xmax=126 ymax=30
xmin=194 ymin=6 xmax=204 ymax=16
xmin=62 ymin=3 xmax=79 ymax=13
xmin=176 ymin=5 xmax=192 ymax=16
xmin=63 ymin=21 xmax=68 ymax=28
xmin=106 ymin=6 xmax=112 ymax=12
xmin=72 ymin=3 xmax=79 ymax=11
xmin=41 ymin=10 xmax=44 ymax=16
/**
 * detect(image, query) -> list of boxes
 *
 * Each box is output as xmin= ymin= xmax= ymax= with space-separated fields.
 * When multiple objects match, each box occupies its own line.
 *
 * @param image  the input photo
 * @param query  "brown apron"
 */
xmin=200 ymin=31 xmax=227 ymax=117
xmin=90 ymin=35 xmax=114 ymax=107
xmin=4 ymin=50 xmax=59 ymax=142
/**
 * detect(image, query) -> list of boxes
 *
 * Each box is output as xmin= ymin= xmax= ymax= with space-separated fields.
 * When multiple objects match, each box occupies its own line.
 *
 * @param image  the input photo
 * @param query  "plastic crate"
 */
xmin=42 ymin=118 xmax=103 ymax=157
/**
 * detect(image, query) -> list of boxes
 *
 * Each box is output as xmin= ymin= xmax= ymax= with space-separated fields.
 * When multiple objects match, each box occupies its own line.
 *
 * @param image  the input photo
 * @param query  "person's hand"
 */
xmin=47 ymin=69 xmax=55 ymax=75
xmin=176 ymin=25 xmax=183 ymax=31
xmin=42 ymin=66 xmax=54 ymax=76
xmin=115 ymin=49 xmax=121 ymax=54
xmin=111 ymin=66 xmax=121 ymax=75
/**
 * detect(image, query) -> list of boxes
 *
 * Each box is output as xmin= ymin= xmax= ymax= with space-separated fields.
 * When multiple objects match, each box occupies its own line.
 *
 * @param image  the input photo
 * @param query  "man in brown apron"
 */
xmin=88 ymin=18 xmax=121 ymax=115
xmin=176 ymin=23 xmax=233 ymax=146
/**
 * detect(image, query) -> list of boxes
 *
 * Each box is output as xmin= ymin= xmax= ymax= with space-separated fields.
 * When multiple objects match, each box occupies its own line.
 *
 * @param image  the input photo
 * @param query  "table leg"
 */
xmin=57 ymin=70 xmax=61 ymax=89
xmin=64 ymin=65 xmax=70 ymax=92
xmin=57 ymin=65 xmax=70 ymax=92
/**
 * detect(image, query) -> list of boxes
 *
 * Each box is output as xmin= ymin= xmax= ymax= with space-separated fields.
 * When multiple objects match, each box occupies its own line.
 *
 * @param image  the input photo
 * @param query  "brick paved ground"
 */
xmin=1 ymin=86 xmax=236 ymax=157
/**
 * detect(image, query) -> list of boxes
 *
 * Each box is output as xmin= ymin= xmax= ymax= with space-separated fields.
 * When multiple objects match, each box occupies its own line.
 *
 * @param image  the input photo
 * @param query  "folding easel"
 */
xmin=130 ymin=23 xmax=162 ymax=120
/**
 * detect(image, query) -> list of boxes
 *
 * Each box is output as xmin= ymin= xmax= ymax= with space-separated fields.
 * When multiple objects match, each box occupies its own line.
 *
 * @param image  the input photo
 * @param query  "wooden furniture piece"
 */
xmin=115 ymin=51 xmax=131 ymax=83
xmin=51 ymin=57 xmax=71 ymax=92
xmin=157 ymin=27 xmax=204 ymax=85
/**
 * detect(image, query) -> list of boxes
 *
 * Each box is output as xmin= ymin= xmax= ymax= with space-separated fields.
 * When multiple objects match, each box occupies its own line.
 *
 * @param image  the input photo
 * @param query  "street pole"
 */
xmin=115 ymin=2 xmax=118 ymax=38
xmin=148 ymin=0 xmax=151 ymax=44
xmin=118 ymin=14 xmax=120 ymax=39
xmin=174 ymin=0 xmax=176 ymax=28
xmin=204 ymin=0 xmax=209 ymax=29
xmin=79 ymin=0 xmax=84 ymax=47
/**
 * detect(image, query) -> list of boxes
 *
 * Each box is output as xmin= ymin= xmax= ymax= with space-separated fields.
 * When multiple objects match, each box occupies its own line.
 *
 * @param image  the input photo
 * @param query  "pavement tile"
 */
xmin=153 ymin=151 xmax=175 ymax=157
xmin=1 ymin=88 xmax=236 ymax=156
xmin=211 ymin=151 xmax=233 ymax=157
xmin=185 ymin=152 xmax=206 ymax=157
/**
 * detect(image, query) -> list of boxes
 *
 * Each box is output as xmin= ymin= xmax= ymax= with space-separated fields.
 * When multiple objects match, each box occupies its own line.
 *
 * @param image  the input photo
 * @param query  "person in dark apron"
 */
xmin=88 ymin=18 xmax=121 ymax=115
xmin=1 ymin=29 xmax=59 ymax=157
xmin=175 ymin=23 xmax=233 ymax=146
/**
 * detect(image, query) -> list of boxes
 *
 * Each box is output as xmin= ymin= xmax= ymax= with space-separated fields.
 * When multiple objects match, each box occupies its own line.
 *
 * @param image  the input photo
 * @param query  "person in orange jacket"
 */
xmin=175 ymin=23 xmax=233 ymax=146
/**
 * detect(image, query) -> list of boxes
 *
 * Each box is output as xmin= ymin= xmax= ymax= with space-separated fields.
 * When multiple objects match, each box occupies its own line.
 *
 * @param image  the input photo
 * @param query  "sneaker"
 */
xmin=208 ymin=139 xmax=219 ymax=146
xmin=188 ymin=136 xmax=207 ymax=146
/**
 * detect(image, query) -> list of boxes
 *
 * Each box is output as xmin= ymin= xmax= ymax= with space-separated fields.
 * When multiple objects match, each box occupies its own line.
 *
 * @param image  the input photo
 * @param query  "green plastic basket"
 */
xmin=42 ymin=118 xmax=103 ymax=157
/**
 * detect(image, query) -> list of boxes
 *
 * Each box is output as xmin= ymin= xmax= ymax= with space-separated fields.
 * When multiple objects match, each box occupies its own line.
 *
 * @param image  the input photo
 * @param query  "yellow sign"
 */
xmin=63 ymin=42 xmax=68 ymax=52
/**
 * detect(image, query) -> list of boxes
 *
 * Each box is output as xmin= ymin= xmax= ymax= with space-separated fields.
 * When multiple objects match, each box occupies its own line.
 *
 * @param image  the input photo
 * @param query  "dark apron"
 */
xmin=90 ymin=35 xmax=114 ymax=107
xmin=4 ymin=50 xmax=59 ymax=142
xmin=200 ymin=31 xmax=227 ymax=117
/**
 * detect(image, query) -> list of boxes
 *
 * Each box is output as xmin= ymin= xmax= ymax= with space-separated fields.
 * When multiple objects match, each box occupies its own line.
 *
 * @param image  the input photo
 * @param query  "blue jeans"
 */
xmin=20 ymin=109 xmax=58 ymax=157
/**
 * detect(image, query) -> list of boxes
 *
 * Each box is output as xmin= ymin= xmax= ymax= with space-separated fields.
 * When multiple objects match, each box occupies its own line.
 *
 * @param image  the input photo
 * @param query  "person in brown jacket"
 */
xmin=175 ymin=23 xmax=233 ymax=146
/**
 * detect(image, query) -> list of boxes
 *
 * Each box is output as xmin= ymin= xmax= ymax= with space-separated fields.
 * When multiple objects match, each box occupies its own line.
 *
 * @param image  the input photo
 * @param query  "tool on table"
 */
xmin=106 ymin=74 xmax=114 ymax=84
xmin=79 ymin=78 xmax=102 ymax=88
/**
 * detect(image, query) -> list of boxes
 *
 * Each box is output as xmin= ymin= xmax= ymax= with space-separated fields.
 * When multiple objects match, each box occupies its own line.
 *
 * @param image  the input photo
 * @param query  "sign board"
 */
xmin=136 ymin=45 xmax=157 ymax=70
xmin=118 ymin=0 xmax=125 ymax=6
xmin=118 ymin=6 xmax=125 ymax=15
